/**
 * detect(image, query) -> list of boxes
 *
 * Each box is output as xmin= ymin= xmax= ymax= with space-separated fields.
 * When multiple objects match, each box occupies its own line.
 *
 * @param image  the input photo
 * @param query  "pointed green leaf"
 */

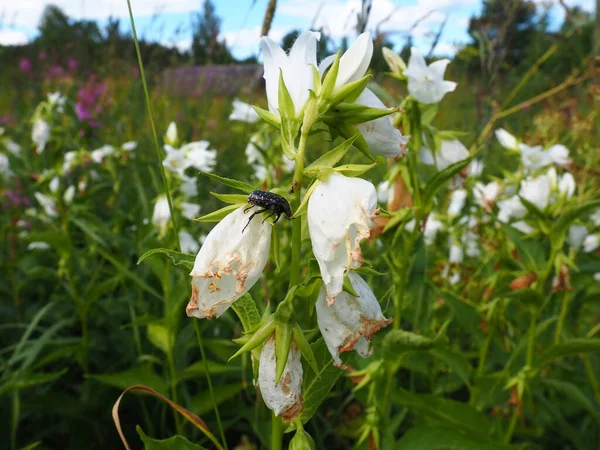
xmin=229 ymin=318 xmax=276 ymax=360
xmin=137 ymin=248 xmax=195 ymax=271
xmin=334 ymin=163 xmax=377 ymax=177
xmin=342 ymin=274 xmax=359 ymax=297
xmin=137 ymin=426 xmax=207 ymax=450
xmin=194 ymin=204 xmax=240 ymax=223
xmin=423 ymin=156 xmax=473 ymax=208
xmin=293 ymin=180 xmax=320 ymax=217
xmin=199 ymin=172 xmax=255 ymax=194
xmin=278 ymin=69 xmax=296 ymax=119
xmin=304 ymin=134 xmax=360 ymax=176
xmin=292 ymin=325 xmax=319 ymax=375
xmin=253 ymin=105 xmax=281 ymax=128
xmin=88 ymin=366 xmax=167 ymax=396
xmin=330 ymin=73 xmax=372 ymax=104
xmin=537 ymin=338 xmax=600 ymax=367
xmin=275 ymin=321 xmax=293 ymax=384
xmin=147 ymin=323 xmax=174 ymax=355
xmin=396 ymin=424 xmax=517 ymax=450
xmin=320 ymin=50 xmax=341 ymax=98
xmin=382 ymin=328 xmax=448 ymax=360
xmin=209 ymin=192 xmax=249 ymax=204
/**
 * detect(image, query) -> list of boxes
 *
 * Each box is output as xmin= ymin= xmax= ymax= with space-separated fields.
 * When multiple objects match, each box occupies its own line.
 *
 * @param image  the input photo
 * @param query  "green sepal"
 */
xmin=278 ymin=69 xmax=296 ymax=120
xmin=355 ymin=266 xmax=387 ymax=277
xmin=323 ymin=103 xmax=395 ymax=124
xmin=275 ymin=321 xmax=293 ymax=384
xmin=333 ymin=163 xmax=377 ymax=177
xmin=304 ymin=134 xmax=360 ymax=177
xmin=311 ymin=65 xmax=322 ymax=95
xmin=209 ymin=192 xmax=249 ymax=204
xmin=327 ymin=122 xmax=375 ymax=161
xmin=228 ymin=317 xmax=276 ymax=361
xmin=199 ymin=172 xmax=255 ymax=193
xmin=194 ymin=204 xmax=240 ymax=223
xmin=320 ymin=51 xmax=341 ymax=99
xmin=330 ymin=73 xmax=372 ymax=105
xmin=280 ymin=117 xmax=301 ymax=161
xmin=422 ymin=156 xmax=473 ymax=209
xmin=383 ymin=208 xmax=413 ymax=233
xmin=253 ymin=105 xmax=281 ymax=128
xmin=293 ymin=180 xmax=320 ymax=217
xmin=292 ymin=325 xmax=319 ymax=375
xmin=518 ymin=196 xmax=548 ymax=222
xmin=342 ymin=274 xmax=359 ymax=297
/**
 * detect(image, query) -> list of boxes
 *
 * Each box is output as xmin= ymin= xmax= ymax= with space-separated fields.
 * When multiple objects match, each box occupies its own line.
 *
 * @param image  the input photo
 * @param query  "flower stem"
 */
xmin=526 ymin=312 xmax=537 ymax=367
xmin=504 ymin=407 xmax=519 ymax=443
xmin=289 ymin=130 xmax=308 ymax=289
xmin=271 ymin=413 xmax=284 ymax=450
xmin=554 ymin=290 xmax=570 ymax=344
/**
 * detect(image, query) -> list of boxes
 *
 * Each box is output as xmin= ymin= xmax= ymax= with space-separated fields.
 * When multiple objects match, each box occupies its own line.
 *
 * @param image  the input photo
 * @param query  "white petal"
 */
xmin=187 ymin=207 xmax=272 ymax=319
xmin=335 ymin=32 xmax=373 ymax=89
xmin=495 ymin=128 xmax=518 ymax=150
xmin=260 ymin=36 xmax=288 ymax=113
xmin=229 ymin=98 xmax=260 ymax=123
xmin=308 ymin=174 xmax=378 ymax=303
xmin=258 ymin=337 xmax=303 ymax=419
xmin=316 ymin=272 xmax=391 ymax=366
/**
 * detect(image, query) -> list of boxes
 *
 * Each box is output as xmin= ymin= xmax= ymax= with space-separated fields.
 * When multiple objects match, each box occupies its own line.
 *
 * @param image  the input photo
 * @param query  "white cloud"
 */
xmin=1 ymin=0 xmax=199 ymax=30
xmin=0 ymin=29 xmax=30 ymax=45
xmin=222 ymin=26 xmax=286 ymax=57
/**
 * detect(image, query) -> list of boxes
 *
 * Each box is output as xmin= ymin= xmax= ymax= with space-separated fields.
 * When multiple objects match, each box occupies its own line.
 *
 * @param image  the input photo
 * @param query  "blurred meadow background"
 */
xmin=1 ymin=0 xmax=600 ymax=449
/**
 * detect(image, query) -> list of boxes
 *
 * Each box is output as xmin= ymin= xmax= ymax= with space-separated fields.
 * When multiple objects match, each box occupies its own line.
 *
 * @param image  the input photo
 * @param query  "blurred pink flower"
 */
xmin=39 ymin=51 xmax=47 ymax=61
xmin=19 ymin=58 xmax=32 ymax=73
xmin=76 ymin=76 xmax=106 ymax=127
xmin=48 ymin=65 xmax=64 ymax=78
xmin=68 ymin=58 xmax=79 ymax=71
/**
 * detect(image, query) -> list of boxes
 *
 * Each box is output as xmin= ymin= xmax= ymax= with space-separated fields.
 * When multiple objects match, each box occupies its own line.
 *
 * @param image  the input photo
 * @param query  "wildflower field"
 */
xmin=1 ymin=1 xmax=600 ymax=449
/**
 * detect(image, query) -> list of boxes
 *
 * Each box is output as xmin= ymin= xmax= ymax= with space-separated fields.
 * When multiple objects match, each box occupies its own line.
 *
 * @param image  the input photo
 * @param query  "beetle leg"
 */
xmin=262 ymin=212 xmax=278 ymax=224
xmin=244 ymin=205 xmax=254 ymax=214
xmin=242 ymin=209 xmax=267 ymax=233
xmin=272 ymin=213 xmax=282 ymax=224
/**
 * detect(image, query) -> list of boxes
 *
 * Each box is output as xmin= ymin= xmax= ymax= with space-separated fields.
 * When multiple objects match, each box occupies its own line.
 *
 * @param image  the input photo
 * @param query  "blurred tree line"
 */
xmin=0 ymin=0 xmax=595 ymax=81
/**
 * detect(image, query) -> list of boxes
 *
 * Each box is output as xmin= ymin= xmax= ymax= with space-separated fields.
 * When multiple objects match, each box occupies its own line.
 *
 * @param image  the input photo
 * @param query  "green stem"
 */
xmin=504 ymin=407 xmax=519 ymax=443
xmin=126 ymin=0 xmax=180 ymax=250
xmin=166 ymin=350 xmax=182 ymax=434
xmin=526 ymin=312 xmax=537 ymax=367
xmin=271 ymin=413 xmax=283 ymax=450
xmin=554 ymin=290 xmax=570 ymax=344
xmin=477 ymin=320 xmax=496 ymax=378
xmin=194 ymin=321 xmax=228 ymax=450
xmin=393 ymin=265 xmax=406 ymax=329
xmin=289 ymin=130 xmax=308 ymax=289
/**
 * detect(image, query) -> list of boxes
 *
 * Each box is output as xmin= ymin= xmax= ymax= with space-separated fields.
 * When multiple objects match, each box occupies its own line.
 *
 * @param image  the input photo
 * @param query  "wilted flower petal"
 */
xmin=404 ymin=47 xmax=456 ymax=104
xmin=316 ymin=272 xmax=391 ymax=366
xmin=187 ymin=207 xmax=272 ymax=319
xmin=258 ymin=336 xmax=303 ymax=420
xmin=308 ymin=173 xmax=378 ymax=304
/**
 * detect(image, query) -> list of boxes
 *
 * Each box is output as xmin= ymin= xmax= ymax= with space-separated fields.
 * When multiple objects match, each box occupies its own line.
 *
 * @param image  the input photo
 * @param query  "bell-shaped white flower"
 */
xmin=180 ymin=201 xmax=201 ymax=220
xmin=180 ymin=141 xmax=217 ymax=172
xmin=420 ymin=139 xmax=469 ymax=171
xmin=520 ymin=174 xmax=551 ymax=211
xmin=0 ymin=154 xmax=12 ymax=179
xmin=519 ymin=144 xmax=551 ymax=171
xmin=547 ymin=144 xmax=571 ymax=167
xmin=568 ymin=225 xmax=588 ymax=250
xmin=32 ymin=119 xmax=50 ymax=154
xmin=62 ymin=151 xmax=78 ymax=174
xmin=557 ymin=172 xmax=575 ymax=198
xmin=91 ymin=145 xmax=116 ymax=164
xmin=261 ymin=31 xmax=319 ymax=116
xmin=308 ymin=173 xmax=378 ymax=304
xmin=179 ymin=230 xmax=201 ymax=254
xmin=497 ymin=195 xmax=526 ymax=223
xmin=404 ymin=47 xmax=456 ymax=104
xmin=63 ymin=185 xmax=75 ymax=204
xmin=122 ymin=141 xmax=138 ymax=152
xmin=165 ymin=121 xmax=178 ymax=146
xmin=448 ymin=189 xmax=467 ymax=217
xmin=187 ymin=206 xmax=272 ymax=319
xmin=495 ymin=128 xmax=519 ymax=151
xmin=229 ymin=98 xmax=260 ymax=123
xmin=152 ymin=195 xmax=171 ymax=235
xmin=258 ymin=336 xmax=303 ymax=419
xmin=333 ymin=32 xmax=373 ymax=90
xmin=316 ymin=272 xmax=391 ymax=366
xmin=354 ymin=88 xmax=409 ymax=158
xmin=34 ymin=192 xmax=58 ymax=218
xmin=584 ymin=235 xmax=599 ymax=253
xmin=181 ymin=175 xmax=198 ymax=197
xmin=473 ymin=181 xmax=500 ymax=210
xmin=468 ymin=159 xmax=484 ymax=177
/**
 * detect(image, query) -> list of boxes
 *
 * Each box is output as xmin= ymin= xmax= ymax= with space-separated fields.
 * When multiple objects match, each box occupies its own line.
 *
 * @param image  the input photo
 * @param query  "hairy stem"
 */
xmin=289 ymin=130 xmax=308 ymax=289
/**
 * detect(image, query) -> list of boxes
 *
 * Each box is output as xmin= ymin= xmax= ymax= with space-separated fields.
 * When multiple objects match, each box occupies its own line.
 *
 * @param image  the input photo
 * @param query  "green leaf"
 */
xmin=330 ymin=73 xmax=372 ymax=104
xmin=299 ymin=338 xmax=351 ymax=424
xmin=209 ymin=192 xmax=249 ymax=205
xmin=506 ymin=288 xmax=544 ymax=308
xmin=551 ymin=199 xmax=600 ymax=248
xmin=0 ymin=370 xmax=68 ymax=397
xmin=137 ymin=248 xmax=195 ymax=271
xmin=382 ymin=328 xmax=448 ymax=360
xmin=278 ymin=69 xmax=296 ymax=119
xmin=541 ymin=378 xmax=600 ymax=421
xmin=195 ymin=204 xmax=240 ymax=223
xmin=537 ymin=338 xmax=600 ymax=367
xmin=501 ymin=224 xmax=546 ymax=271
xmin=190 ymin=382 xmax=245 ymax=416
xmin=137 ymin=426 xmax=207 ymax=450
xmin=396 ymin=424 xmax=517 ymax=450
xmin=293 ymin=180 xmax=320 ymax=217
xmin=88 ymin=366 xmax=168 ymax=396
xmin=231 ymin=294 xmax=262 ymax=332
xmin=199 ymin=172 xmax=255 ymax=194
xmin=422 ymin=156 xmax=473 ymax=208
xmin=333 ymin=163 xmax=377 ymax=177
xmin=324 ymin=103 xmax=395 ymax=124
xmin=518 ymin=195 xmax=548 ymax=222
xmin=304 ymin=134 xmax=360 ymax=177
xmin=392 ymin=391 xmax=495 ymax=438
xmin=97 ymin=249 xmax=162 ymax=300
xmin=429 ymin=348 xmax=472 ymax=388
xmin=147 ymin=323 xmax=174 ymax=355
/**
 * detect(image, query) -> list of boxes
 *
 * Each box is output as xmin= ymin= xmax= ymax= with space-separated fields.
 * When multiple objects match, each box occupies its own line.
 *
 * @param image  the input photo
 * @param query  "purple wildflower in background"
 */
xmin=38 ymin=51 xmax=47 ymax=61
xmin=48 ymin=65 xmax=65 ymax=78
xmin=3 ymin=190 xmax=31 ymax=210
xmin=19 ymin=58 xmax=32 ymax=73
xmin=68 ymin=58 xmax=79 ymax=71
xmin=76 ymin=76 xmax=106 ymax=128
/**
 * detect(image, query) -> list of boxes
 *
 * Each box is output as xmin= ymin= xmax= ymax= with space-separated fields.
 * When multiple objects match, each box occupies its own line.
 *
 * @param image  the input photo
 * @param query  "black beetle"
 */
xmin=242 ymin=190 xmax=293 ymax=232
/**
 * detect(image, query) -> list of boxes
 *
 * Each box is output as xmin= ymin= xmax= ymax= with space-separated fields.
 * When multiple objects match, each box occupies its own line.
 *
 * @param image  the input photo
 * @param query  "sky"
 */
xmin=0 ymin=0 xmax=596 ymax=59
